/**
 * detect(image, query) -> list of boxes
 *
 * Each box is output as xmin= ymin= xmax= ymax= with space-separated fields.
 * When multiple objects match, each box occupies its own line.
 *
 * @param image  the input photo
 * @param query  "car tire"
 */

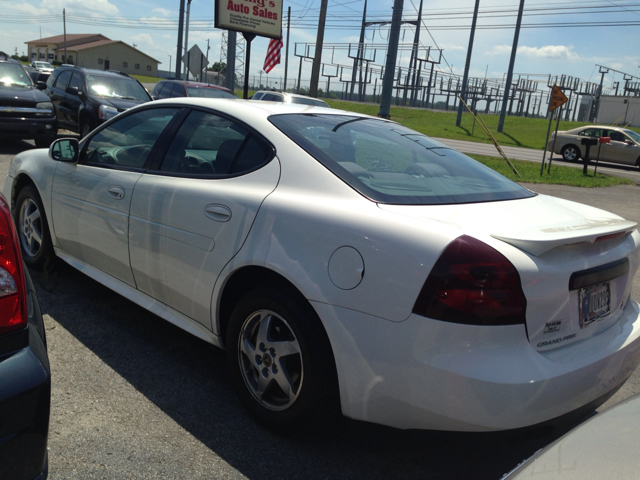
xmin=14 ymin=186 xmax=54 ymax=269
xmin=636 ymin=157 xmax=640 ymax=170
xmin=561 ymin=144 xmax=580 ymax=162
xmin=81 ymin=118 xmax=96 ymax=138
xmin=226 ymin=285 xmax=339 ymax=432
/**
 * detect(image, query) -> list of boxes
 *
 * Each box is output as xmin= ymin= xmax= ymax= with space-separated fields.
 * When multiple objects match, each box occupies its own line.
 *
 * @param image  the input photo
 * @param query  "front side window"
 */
xmin=159 ymin=110 xmax=272 ymax=176
xmin=54 ymin=70 xmax=72 ymax=90
xmin=68 ymin=72 xmax=84 ymax=91
xmin=270 ymin=114 xmax=535 ymax=205
xmin=83 ymin=108 xmax=179 ymax=169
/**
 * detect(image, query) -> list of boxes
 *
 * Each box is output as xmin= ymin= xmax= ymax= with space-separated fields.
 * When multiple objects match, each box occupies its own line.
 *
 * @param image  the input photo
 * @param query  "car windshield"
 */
xmin=0 ymin=63 xmax=32 ymax=87
xmin=86 ymin=75 xmax=150 ymax=100
xmin=290 ymin=96 xmax=329 ymax=107
xmin=186 ymin=86 xmax=238 ymax=98
xmin=35 ymin=62 xmax=53 ymax=68
xmin=270 ymin=114 xmax=535 ymax=205
xmin=623 ymin=130 xmax=640 ymax=143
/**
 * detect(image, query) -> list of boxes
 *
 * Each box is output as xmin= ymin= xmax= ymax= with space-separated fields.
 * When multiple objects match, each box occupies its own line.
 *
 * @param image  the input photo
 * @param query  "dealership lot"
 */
xmin=2 ymin=137 xmax=640 ymax=479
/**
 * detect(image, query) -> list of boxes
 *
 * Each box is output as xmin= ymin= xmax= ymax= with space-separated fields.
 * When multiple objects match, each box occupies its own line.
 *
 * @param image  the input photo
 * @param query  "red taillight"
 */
xmin=0 ymin=194 xmax=27 ymax=334
xmin=413 ymin=235 xmax=526 ymax=326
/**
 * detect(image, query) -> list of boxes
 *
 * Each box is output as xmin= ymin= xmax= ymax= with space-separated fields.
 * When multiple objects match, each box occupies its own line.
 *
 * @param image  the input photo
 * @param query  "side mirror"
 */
xmin=36 ymin=81 xmax=47 ymax=90
xmin=49 ymin=138 xmax=79 ymax=163
xmin=66 ymin=86 xmax=79 ymax=96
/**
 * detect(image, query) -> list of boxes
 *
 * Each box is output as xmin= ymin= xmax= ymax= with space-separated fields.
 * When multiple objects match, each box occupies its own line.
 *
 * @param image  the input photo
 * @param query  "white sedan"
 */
xmin=4 ymin=98 xmax=640 ymax=432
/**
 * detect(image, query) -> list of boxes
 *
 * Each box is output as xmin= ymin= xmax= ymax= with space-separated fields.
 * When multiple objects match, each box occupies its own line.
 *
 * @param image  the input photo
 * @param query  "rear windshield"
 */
xmin=186 ymin=86 xmax=238 ymax=98
xmin=269 ymin=114 xmax=534 ymax=205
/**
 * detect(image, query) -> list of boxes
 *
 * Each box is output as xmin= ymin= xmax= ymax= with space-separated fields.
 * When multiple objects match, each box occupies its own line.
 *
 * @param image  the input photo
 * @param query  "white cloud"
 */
xmin=151 ymin=8 xmax=173 ymax=17
xmin=130 ymin=33 xmax=154 ymax=46
xmin=40 ymin=0 xmax=119 ymax=16
xmin=486 ymin=44 xmax=581 ymax=62
xmin=517 ymin=45 xmax=580 ymax=61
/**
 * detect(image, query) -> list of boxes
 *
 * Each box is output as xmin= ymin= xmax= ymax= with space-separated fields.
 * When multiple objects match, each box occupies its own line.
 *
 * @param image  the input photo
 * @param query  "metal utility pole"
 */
xmin=498 ymin=0 xmax=525 ymax=132
xmin=378 ymin=0 xmax=404 ymax=118
xmin=456 ymin=0 xmax=480 ymax=126
xmin=350 ymin=0 xmax=367 ymax=100
xmin=204 ymin=39 xmax=210 ymax=83
xmin=593 ymin=66 xmax=609 ymax=123
xmin=404 ymin=0 xmax=423 ymax=106
xmin=176 ymin=0 xmax=185 ymax=79
xmin=309 ymin=0 xmax=329 ymax=97
xmin=284 ymin=6 xmax=291 ymax=90
xmin=226 ymin=31 xmax=236 ymax=91
xmin=183 ymin=0 xmax=193 ymax=79
xmin=63 ymin=9 xmax=67 ymax=64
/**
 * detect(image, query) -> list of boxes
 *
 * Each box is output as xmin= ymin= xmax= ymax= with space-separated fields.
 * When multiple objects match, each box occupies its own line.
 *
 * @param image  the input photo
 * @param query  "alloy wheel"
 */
xmin=237 ymin=309 xmax=304 ymax=411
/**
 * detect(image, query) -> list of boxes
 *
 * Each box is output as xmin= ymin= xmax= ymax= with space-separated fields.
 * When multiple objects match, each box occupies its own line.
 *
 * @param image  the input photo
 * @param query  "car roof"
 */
xmin=58 ymin=66 xmax=134 ymax=78
xmin=148 ymin=97 xmax=362 ymax=120
xmin=567 ymin=125 xmax=627 ymax=133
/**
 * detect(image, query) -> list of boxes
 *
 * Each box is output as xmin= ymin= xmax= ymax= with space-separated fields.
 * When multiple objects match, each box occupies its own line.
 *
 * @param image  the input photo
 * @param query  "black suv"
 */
xmin=0 ymin=53 xmax=57 ymax=148
xmin=45 ymin=66 xmax=151 ymax=137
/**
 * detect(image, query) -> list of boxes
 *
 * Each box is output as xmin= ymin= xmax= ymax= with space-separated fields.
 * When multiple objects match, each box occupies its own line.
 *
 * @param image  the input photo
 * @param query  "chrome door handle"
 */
xmin=107 ymin=185 xmax=126 ymax=200
xmin=204 ymin=204 xmax=232 ymax=222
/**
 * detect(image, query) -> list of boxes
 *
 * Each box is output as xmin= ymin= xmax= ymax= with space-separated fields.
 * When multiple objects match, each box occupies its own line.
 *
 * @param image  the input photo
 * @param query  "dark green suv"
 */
xmin=45 ymin=66 xmax=151 ymax=137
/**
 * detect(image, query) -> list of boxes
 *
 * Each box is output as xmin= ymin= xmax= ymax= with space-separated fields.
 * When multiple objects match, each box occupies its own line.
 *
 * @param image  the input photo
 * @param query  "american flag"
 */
xmin=263 ymin=35 xmax=283 ymax=74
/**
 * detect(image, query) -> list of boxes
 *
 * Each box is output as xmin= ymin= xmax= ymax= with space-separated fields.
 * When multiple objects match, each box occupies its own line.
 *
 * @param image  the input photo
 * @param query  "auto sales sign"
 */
xmin=215 ymin=0 xmax=283 ymax=39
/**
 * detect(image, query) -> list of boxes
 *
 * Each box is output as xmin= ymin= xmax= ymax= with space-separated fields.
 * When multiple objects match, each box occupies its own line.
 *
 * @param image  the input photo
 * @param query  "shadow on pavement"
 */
xmin=32 ymin=261 xmax=587 ymax=480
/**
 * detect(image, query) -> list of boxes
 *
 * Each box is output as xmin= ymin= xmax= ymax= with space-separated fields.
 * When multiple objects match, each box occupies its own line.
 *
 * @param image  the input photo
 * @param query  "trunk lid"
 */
xmin=380 ymin=194 xmax=639 ymax=351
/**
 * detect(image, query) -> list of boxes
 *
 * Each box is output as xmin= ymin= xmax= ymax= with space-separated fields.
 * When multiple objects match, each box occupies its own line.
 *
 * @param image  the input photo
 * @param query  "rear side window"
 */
xmin=270 ymin=114 xmax=535 ymax=205
xmin=159 ymin=110 xmax=272 ymax=176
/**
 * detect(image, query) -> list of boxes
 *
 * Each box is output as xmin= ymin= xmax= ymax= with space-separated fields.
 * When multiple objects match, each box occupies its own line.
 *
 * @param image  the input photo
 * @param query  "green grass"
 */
xmin=131 ymin=74 xmax=163 ymax=83
xmin=325 ymin=99 xmax=640 ymax=151
xmin=470 ymin=155 xmax=635 ymax=187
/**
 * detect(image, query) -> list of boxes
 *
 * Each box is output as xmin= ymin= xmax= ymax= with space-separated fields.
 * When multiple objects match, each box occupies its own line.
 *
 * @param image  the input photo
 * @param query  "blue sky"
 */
xmin=2 ymin=0 xmax=639 ymax=92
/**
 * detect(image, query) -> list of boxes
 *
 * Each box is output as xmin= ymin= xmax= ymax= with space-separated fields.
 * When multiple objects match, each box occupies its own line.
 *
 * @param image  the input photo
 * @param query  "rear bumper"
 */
xmin=0 ymin=269 xmax=51 ymax=480
xmin=314 ymin=299 xmax=640 ymax=431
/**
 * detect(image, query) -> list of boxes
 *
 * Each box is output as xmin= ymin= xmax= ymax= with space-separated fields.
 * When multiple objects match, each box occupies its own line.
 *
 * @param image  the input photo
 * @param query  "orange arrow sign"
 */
xmin=549 ymin=84 xmax=568 ymax=112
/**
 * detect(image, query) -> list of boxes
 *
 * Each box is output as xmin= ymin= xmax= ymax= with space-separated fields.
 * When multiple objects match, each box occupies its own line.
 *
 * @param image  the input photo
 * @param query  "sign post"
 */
xmin=215 ymin=0 xmax=283 ymax=98
xmin=540 ymin=85 xmax=568 ymax=175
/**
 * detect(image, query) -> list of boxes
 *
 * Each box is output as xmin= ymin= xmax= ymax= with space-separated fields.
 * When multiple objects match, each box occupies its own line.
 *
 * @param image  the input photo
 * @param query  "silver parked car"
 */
xmin=548 ymin=125 xmax=640 ymax=168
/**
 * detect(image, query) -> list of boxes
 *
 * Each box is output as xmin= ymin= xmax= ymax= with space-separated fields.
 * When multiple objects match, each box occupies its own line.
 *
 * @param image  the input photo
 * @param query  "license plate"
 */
xmin=579 ymin=282 xmax=610 ymax=328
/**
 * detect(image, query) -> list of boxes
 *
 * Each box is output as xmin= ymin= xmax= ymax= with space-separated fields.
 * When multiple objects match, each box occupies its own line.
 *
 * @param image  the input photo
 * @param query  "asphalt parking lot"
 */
xmin=2 ymin=137 xmax=640 ymax=479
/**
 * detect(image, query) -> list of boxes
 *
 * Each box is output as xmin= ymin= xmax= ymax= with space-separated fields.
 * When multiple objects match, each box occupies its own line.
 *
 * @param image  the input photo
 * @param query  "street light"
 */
xmin=259 ymin=70 xmax=264 ymax=88
xmin=168 ymin=54 xmax=172 ymax=76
